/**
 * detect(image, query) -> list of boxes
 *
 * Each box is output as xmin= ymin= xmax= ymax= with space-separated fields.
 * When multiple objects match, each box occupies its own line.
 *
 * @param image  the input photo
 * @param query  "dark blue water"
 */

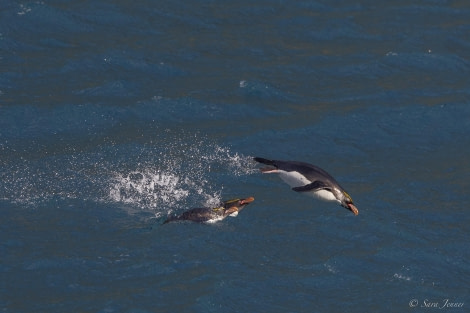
xmin=1 ymin=1 xmax=470 ymax=312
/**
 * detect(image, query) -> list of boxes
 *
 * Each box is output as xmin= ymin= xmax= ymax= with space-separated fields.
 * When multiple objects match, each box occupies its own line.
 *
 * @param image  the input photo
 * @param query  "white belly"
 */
xmin=276 ymin=170 xmax=339 ymax=203
xmin=310 ymin=189 xmax=338 ymax=202
xmin=278 ymin=170 xmax=311 ymax=187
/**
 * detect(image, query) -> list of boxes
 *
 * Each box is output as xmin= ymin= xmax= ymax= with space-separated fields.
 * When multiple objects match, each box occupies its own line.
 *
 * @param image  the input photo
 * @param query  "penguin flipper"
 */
xmin=292 ymin=181 xmax=331 ymax=192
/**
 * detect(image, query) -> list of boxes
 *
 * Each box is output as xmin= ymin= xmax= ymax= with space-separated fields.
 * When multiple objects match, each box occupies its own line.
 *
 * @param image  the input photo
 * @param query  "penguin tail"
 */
xmin=253 ymin=157 xmax=279 ymax=173
xmin=253 ymin=157 xmax=275 ymax=166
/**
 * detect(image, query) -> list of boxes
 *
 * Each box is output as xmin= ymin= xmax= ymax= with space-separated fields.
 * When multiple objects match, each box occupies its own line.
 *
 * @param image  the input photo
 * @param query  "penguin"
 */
xmin=163 ymin=197 xmax=255 ymax=224
xmin=254 ymin=157 xmax=358 ymax=215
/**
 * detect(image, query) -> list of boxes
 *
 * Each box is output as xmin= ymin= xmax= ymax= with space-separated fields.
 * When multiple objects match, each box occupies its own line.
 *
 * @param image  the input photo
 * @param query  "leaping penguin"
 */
xmin=163 ymin=197 xmax=255 ymax=224
xmin=254 ymin=157 xmax=358 ymax=215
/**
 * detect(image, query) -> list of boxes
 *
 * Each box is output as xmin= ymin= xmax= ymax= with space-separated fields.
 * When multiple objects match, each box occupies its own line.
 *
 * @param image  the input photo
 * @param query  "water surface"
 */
xmin=1 ymin=1 xmax=469 ymax=312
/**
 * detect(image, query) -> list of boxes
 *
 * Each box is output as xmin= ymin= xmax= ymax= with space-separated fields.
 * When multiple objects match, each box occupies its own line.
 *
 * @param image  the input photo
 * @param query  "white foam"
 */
xmin=393 ymin=273 xmax=411 ymax=281
xmin=205 ymin=217 xmax=225 ymax=224
xmin=324 ymin=263 xmax=338 ymax=274
xmin=108 ymin=170 xmax=190 ymax=211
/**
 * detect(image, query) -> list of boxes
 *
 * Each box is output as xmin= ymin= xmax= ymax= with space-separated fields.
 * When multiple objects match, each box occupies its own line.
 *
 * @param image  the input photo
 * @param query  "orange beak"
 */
xmin=240 ymin=197 xmax=255 ymax=205
xmin=348 ymin=203 xmax=359 ymax=216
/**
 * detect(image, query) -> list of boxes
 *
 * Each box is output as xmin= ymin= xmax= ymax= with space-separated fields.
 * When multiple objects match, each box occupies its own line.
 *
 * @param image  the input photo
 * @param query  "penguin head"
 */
xmin=222 ymin=197 xmax=255 ymax=216
xmin=339 ymin=191 xmax=359 ymax=216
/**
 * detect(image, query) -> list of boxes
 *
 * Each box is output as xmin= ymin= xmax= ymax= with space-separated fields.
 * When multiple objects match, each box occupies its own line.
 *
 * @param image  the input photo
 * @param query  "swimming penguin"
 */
xmin=163 ymin=197 xmax=255 ymax=224
xmin=254 ymin=157 xmax=358 ymax=215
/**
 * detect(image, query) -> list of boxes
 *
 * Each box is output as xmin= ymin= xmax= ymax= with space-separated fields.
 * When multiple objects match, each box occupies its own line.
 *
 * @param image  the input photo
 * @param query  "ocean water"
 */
xmin=1 ymin=0 xmax=470 ymax=312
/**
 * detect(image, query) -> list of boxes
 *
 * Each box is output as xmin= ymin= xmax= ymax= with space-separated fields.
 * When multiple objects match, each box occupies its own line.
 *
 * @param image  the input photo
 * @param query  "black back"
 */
xmin=254 ymin=157 xmax=345 ymax=191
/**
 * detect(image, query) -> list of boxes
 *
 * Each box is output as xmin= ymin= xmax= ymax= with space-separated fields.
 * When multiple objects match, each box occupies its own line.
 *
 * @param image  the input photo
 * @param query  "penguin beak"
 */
xmin=240 ymin=197 xmax=255 ymax=205
xmin=347 ymin=203 xmax=359 ymax=216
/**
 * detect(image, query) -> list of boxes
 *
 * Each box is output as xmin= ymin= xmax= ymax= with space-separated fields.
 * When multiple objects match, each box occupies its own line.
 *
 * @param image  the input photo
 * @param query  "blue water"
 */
xmin=1 ymin=1 xmax=470 ymax=312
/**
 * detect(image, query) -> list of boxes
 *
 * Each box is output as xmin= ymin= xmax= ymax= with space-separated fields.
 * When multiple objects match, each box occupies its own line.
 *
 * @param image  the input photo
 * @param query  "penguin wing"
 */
xmin=292 ymin=181 xmax=331 ymax=192
xmin=178 ymin=208 xmax=213 ymax=222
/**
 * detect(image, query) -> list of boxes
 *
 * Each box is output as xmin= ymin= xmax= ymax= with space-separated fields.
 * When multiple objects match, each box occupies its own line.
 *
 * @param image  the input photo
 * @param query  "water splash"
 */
xmin=108 ymin=167 xmax=224 ymax=217
xmin=109 ymin=170 xmax=190 ymax=210
xmin=107 ymin=139 xmax=256 ymax=216
xmin=1 ymin=131 xmax=256 ymax=218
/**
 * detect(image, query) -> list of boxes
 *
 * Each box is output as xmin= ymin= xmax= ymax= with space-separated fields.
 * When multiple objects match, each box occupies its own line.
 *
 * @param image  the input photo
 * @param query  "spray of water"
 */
xmin=0 ymin=131 xmax=257 ymax=218
xmin=107 ymin=136 xmax=256 ymax=217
